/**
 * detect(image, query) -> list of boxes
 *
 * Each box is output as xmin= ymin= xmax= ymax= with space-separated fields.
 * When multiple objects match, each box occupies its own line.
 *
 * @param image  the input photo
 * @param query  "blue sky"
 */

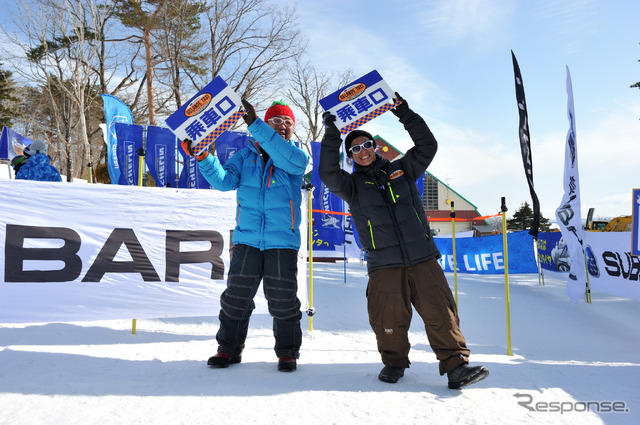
xmin=1 ymin=0 xmax=638 ymax=221
xmin=291 ymin=0 xmax=640 ymax=221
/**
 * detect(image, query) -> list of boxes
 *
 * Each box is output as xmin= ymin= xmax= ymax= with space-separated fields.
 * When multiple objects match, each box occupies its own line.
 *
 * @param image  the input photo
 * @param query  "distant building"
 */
xmin=374 ymin=135 xmax=488 ymax=236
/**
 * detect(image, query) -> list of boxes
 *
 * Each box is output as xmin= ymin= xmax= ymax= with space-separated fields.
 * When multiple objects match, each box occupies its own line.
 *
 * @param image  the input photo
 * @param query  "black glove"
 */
xmin=322 ymin=111 xmax=341 ymax=139
xmin=391 ymin=92 xmax=410 ymax=118
xmin=241 ymin=99 xmax=257 ymax=126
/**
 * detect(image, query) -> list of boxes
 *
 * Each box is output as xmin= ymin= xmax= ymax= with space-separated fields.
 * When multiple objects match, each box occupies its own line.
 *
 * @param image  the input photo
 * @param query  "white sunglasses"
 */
xmin=349 ymin=140 xmax=374 ymax=154
xmin=268 ymin=117 xmax=294 ymax=127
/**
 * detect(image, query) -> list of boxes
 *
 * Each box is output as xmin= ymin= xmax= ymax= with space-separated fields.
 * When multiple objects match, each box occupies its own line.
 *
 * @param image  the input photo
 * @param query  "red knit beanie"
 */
xmin=264 ymin=100 xmax=295 ymax=124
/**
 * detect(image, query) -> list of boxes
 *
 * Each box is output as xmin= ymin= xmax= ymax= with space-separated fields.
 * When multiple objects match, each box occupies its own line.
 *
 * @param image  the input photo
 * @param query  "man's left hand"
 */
xmin=391 ymin=92 xmax=410 ymax=118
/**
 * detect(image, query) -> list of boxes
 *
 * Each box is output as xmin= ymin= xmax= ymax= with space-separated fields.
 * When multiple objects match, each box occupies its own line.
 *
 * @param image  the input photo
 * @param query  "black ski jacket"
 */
xmin=319 ymin=109 xmax=440 ymax=273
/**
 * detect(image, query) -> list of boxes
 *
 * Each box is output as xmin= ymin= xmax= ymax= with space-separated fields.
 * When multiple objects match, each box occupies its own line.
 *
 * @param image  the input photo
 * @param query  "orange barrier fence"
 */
xmin=312 ymin=209 xmax=502 ymax=221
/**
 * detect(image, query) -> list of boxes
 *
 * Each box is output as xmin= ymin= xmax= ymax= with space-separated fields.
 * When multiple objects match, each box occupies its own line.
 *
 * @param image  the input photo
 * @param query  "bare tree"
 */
xmin=2 ymin=0 xmax=108 ymax=179
xmin=154 ymin=0 xmax=208 ymax=109
xmin=286 ymin=57 xmax=353 ymax=156
xmin=201 ymin=0 xmax=306 ymax=110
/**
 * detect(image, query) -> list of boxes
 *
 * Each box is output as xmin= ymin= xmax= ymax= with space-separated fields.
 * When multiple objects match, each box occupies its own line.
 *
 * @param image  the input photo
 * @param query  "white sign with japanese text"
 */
xmin=319 ymin=70 xmax=398 ymax=135
xmin=165 ymin=76 xmax=243 ymax=155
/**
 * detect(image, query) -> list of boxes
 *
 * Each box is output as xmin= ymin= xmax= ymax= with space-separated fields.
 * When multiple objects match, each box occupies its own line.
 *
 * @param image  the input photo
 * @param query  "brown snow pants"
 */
xmin=366 ymin=258 xmax=470 ymax=375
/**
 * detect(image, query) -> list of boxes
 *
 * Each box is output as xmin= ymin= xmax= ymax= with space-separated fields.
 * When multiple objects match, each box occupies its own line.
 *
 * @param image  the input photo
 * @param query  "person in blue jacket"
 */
xmin=15 ymin=140 xmax=62 ymax=182
xmin=182 ymin=99 xmax=309 ymax=372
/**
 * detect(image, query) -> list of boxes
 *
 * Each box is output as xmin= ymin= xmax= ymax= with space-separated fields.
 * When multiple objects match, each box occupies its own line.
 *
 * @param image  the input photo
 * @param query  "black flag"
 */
xmin=511 ymin=51 xmax=541 ymax=238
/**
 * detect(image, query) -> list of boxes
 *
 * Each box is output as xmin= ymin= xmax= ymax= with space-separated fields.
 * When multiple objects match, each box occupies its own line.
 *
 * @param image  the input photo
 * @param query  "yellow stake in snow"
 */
xmin=138 ymin=152 xmax=144 ymax=186
xmin=501 ymin=197 xmax=513 ymax=356
xmin=450 ymin=201 xmax=458 ymax=307
xmin=307 ymin=189 xmax=314 ymax=332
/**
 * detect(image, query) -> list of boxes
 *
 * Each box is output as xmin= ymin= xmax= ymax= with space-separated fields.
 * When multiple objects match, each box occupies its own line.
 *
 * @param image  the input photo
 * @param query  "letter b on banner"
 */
xmin=4 ymin=225 xmax=83 ymax=282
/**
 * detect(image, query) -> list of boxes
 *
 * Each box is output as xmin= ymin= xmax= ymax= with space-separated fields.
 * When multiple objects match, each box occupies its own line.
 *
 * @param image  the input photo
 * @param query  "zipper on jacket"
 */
xmin=413 ymin=208 xmax=430 ymax=239
xmin=387 ymin=182 xmax=397 ymax=203
xmin=368 ymin=219 xmax=376 ymax=249
xmin=290 ymin=200 xmax=295 ymax=231
xmin=414 ymin=208 xmax=422 ymax=224
xmin=268 ymin=166 xmax=273 ymax=187
xmin=236 ymin=201 xmax=241 ymax=224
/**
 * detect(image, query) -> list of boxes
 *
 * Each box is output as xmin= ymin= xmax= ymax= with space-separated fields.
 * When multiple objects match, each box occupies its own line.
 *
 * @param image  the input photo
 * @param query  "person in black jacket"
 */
xmin=318 ymin=93 xmax=489 ymax=389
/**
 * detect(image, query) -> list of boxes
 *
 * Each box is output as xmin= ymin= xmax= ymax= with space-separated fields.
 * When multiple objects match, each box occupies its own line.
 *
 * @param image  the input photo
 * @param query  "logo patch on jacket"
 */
xmin=390 ymin=170 xmax=404 ymax=180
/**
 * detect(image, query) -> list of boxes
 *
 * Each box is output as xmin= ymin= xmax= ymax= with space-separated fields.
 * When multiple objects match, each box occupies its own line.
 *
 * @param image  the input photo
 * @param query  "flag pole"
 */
xmin=533 ymin=239 xmax=545 ymax=286
xmin=501 ymin=197 xmax=513 ymax=356
xmin=450 ymin=201 xmax=458 ymax=307
xmin=584 ymin=251 xmax=592 ymax=303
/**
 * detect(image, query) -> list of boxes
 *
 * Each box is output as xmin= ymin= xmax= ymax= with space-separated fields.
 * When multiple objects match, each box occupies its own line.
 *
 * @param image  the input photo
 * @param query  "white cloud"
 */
xmin=417 ymin=0 xmax=516 ymax=51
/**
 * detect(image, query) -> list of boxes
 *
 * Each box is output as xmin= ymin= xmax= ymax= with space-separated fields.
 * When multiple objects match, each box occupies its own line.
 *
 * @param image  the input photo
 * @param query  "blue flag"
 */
xmin=114 ymin=123 xmax=143 ymax=186
xmin=101 ymin=94 xmax=134 ymax=185
xmin=0 ymin=126 xmax=35 ymax=160
xmin=215 ymin=131 xmax=249 ymax=166
xmin=146 ymin=126 xmax=178 ymax=187
xmin=177 ymin=145 xmax=211 ymax=189
xmin=310 ymin=141 xmax=345 ymax=250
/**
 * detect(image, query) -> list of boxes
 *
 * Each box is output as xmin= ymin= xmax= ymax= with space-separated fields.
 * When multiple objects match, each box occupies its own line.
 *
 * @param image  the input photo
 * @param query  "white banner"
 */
xmin=584 ymin=232 xmax=640 ymax=301
xmin=0 ymin=179 xmax=307 ymax=323
xmin=555 ymin=67 xmax=587 ymax=302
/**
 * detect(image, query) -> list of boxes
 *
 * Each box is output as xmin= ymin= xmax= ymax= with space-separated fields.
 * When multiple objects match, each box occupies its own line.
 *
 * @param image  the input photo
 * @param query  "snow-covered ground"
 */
xmin=1 ymin=263 xmax=638 ymax=425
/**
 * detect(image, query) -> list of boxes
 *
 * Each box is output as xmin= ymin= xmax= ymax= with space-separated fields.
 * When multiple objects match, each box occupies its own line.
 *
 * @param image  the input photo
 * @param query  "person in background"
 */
xmin=318 ymin=93 xmax=489 ymax=389
xmin=15 ymin=140 xmax=62 ymax=182
xmin=10 ymin=155 xmax=29 ymax=176
xmin=182 ymin=99 xmax=309 ymax=372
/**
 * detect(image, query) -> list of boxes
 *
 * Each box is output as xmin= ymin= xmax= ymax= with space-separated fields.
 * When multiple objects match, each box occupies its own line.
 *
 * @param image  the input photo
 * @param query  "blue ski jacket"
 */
xmin=15 ymin=153 xmax=62 ymax=182
xmin=198 ymin=118 xmax=309 ymax=251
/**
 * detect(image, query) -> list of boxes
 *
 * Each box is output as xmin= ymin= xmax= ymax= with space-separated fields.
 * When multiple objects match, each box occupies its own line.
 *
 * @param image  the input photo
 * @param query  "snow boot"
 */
xmin=277 ymin=357 xmax=297 ymax=372
xmin=378 ymin=366 xmax=405 ymax=383
xmin=447 ymin=363 xmax=489 ymax=389
xmin=207 ymin=352 xmax=242 ymax=368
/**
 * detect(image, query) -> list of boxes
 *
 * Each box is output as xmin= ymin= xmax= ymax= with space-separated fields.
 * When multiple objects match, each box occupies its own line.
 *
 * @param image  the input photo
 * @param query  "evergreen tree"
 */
xmin=112 ymin=0 xmax=171 ymax=125
xmin=507 ymin=201 xmax=551 ymax=232
xmin=0 ymin=63 xmax=18 ymax=129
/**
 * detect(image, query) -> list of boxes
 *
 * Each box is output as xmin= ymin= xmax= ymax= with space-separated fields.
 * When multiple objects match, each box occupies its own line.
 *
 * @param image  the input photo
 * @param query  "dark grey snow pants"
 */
xmin=216 ymin=244 xmax=302 ymax=359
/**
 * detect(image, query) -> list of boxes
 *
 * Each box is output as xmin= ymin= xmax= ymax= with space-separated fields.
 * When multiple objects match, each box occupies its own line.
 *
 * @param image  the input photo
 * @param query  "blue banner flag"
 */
xmin=215 ymin=131 xmax=249 ymax=166
xmin=177 ymin=144 xmax=211 ymax=189
xmin=146 ymin=126 xmax=178 ymax=187
xmin=101 ymin=94 xmax=134 ymax=184
xmin=114 ymin=123 xmax=143 ymax=186
xmin=0 ymin=126 xmax=35 ymax=160
xmin=310 ymin=141 xmax=345 ymax=250
xmin=535 ymin=231 xmax=569 ymax=272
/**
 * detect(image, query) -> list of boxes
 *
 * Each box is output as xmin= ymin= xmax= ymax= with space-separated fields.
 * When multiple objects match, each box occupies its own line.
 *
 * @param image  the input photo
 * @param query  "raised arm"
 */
xmin=318 ymin=112 xmax=354 ymax=203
